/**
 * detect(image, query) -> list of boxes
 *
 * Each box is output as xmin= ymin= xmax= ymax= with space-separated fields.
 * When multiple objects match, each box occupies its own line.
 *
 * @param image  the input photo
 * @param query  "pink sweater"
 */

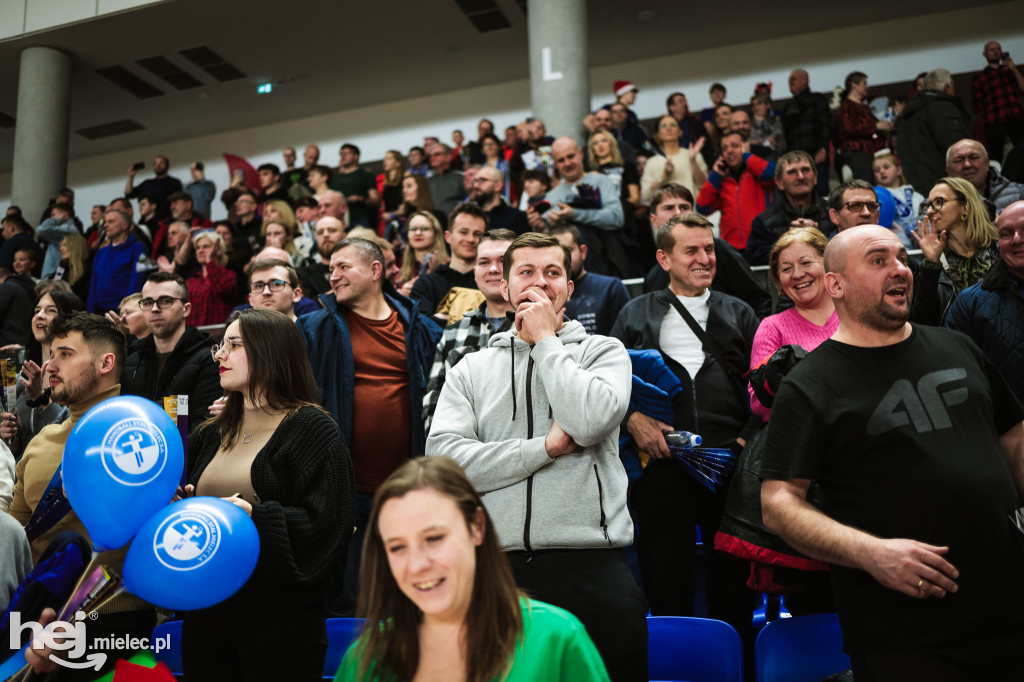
xmin=749 ymin=307 xmax=839 ymax=420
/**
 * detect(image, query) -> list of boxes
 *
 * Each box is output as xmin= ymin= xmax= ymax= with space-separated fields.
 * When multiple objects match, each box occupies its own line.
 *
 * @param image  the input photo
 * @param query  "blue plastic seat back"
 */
xmin=755 ymin=613 xmax=850 ymax=682
xmin=647 ymin=616 xmax=744 ymax=682
xmin=151 ymin=620 xmax=183 ymax=676
xmin=323 ymin=617 xmax=366 ymax=678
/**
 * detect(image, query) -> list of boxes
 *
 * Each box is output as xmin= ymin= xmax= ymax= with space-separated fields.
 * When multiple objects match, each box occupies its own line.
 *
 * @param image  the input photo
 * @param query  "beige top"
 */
xmin=196 ymin=411 xmax=286 ymax=504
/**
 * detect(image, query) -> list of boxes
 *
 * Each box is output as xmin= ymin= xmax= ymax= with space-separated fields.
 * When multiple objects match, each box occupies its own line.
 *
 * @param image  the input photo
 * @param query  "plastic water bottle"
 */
xmin=665 ymin=430 xmax=702 ymax=447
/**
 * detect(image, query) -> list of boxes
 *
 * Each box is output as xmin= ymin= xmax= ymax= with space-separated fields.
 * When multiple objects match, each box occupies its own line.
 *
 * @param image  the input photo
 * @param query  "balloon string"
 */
xmin=55 ymin=550 xmax=101 ymax=623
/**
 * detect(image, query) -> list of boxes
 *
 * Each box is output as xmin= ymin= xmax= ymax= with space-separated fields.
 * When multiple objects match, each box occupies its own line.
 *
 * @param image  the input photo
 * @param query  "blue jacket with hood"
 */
xmin=296 ymin=290 xmax=442 ymax=458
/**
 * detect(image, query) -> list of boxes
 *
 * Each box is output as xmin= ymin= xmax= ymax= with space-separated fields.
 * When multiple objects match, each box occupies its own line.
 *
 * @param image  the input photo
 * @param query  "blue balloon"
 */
xmin=63 ymin=395 xmax=184 ymax=551
xmin=874 ymin=185 xmax=896 ymax=230
xmin=123 ymin=497 xmax=260 ymax=610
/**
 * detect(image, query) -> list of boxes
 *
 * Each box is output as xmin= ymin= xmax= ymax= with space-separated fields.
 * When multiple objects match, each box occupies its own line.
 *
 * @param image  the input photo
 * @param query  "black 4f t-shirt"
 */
xmin=763 ymin=324 xmax=1024 ymax=654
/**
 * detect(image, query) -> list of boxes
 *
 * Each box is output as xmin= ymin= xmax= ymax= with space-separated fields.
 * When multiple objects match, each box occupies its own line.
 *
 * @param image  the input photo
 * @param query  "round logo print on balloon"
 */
xmin=153 ymin=509 xmax=221 ymax=571
xmin=100 ymin=418 xmax=168 ymax=486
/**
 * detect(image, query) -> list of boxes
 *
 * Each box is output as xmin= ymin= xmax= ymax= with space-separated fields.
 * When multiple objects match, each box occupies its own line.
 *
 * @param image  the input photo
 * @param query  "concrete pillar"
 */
xmin=11 ymin=46 xmax=72 ymax=222
xmin=527 ymin=0 xmax=589 ymax=144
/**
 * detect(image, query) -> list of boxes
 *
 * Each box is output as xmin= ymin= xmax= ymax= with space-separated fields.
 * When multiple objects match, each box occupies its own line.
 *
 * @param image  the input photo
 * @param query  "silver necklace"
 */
xmin=241 ymin=412 xmax=273 ymax=444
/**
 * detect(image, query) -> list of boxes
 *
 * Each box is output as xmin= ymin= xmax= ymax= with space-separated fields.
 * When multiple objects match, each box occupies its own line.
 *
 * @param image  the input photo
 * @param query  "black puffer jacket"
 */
xmin=120 ymin=325 xmax=221 ymax=431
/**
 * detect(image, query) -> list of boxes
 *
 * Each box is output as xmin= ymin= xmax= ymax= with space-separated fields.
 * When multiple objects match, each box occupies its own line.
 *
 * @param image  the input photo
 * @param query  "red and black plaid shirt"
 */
xmin=186 ymin=263 xmax=237 ymax=326
xmin=972 ymin=65 xmax=1024 ymax=124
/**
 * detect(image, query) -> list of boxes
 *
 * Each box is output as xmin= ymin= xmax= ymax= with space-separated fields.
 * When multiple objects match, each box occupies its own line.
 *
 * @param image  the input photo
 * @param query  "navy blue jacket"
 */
xmin=944 ymin=258 xmax=1024 ymax=401
xmin=296 ymin=291 xmax=442 ymax=458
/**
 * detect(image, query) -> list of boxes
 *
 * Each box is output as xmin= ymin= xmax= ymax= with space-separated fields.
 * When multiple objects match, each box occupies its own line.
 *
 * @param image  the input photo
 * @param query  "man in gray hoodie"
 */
xmin=427 ymin=232 xmax=647 ymax=681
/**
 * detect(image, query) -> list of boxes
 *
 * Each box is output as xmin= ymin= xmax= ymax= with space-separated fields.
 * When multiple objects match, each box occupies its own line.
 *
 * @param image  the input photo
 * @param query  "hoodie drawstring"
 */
xmin=510 ymin=344 xmax=517 ymax=422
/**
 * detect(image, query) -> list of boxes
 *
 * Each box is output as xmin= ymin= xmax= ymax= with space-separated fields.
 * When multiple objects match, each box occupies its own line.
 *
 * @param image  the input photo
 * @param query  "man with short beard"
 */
xmin=10 ymin=313 xmax=158 ymax=678
xmin=762 ymin=225 xmax=1024 ymax=680
xmin=297 ymin=216 xmax=345 ymax=297
xmin=469 ymin=166 xmax=529 ymax=235
xmin=120 ymin=272 xmax=221 ymax=433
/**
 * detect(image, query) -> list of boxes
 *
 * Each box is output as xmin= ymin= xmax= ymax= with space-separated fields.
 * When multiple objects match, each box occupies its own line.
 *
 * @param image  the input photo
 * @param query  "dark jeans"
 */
xmin=849 ymin=629 xmax=1024 ymax=682
xmin=816 ymin=160 xmax=831 ymax=196
xmin=329 ymin=491 xmax=374 ymax=617
xmin=507 ymin=548 xmax=648 ymax=682
xmin=631 ymin=459 xmax=756 ymax=658
xmin=984 ymin=118 xmax=1024 ymax=163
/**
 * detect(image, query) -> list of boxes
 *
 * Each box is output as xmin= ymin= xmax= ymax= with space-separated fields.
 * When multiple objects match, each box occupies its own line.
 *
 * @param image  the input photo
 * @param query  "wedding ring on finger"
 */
xmin=917 ymin=578 xmax=925 ymax=590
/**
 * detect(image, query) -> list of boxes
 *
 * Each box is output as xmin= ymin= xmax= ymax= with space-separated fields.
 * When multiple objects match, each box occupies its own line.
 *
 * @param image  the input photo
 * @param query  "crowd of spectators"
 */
xmin=2 ymin=40 xmax=1024 ymax=681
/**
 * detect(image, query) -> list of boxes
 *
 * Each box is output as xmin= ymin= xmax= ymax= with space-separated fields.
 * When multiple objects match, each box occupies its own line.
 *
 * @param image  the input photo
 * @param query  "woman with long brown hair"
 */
xmin=335 ymin=456 xmax=607 ymax=681
xmin=183 ymin=308 xmax=354 ymax=681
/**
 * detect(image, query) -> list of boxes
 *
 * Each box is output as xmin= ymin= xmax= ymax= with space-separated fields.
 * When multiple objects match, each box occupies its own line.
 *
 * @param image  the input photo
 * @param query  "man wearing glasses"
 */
xmin=242 ymin=258 xmax=318 ymax=321
xmin=121 ymin=272 xmax=222 ymax=433
xmin=828 ymin=180 xmax=954 ymax=325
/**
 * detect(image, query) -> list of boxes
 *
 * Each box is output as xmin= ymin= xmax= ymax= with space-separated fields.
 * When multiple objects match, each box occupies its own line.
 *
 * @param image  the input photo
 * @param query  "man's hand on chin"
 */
xmin=514 ymin=288 xmax=560 ymax=345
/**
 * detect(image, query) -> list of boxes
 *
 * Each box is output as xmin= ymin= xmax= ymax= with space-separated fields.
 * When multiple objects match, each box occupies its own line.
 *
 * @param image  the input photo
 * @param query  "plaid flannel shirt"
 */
xmin=972 ymin=65 xmax=1024 ymax=125
xmin=783 ymin=89 xmax=831 ymax=154
xmin=422 ymin=304 xmax=513 ymax=432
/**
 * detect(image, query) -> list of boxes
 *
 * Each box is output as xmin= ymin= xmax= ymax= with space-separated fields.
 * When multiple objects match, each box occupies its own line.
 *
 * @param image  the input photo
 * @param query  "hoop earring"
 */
xmin=960 ymin=212 xmax=967 ymax=221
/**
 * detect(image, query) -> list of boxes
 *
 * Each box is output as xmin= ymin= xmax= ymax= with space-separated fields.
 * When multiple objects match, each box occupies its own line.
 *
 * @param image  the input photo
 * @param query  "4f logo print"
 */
xmin=867 ymin=369 xmax=968 ymax=435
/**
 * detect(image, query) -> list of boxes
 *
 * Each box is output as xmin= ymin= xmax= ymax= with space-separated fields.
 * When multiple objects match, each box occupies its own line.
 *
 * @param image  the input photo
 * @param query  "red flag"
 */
xmin=223 ymin=154 xmax=261 ymax=194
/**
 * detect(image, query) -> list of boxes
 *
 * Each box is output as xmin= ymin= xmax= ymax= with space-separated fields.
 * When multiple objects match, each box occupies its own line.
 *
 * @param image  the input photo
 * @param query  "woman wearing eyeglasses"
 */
xmin=395 ymin=211 xmax=448 ymax=297
xmin=185 ymin=229 xmax=239 ymax=326
xmin=920 ymin=177 xmax=1000 ymax=291
xmin=182 ymin=308 xmax=355 ymax=681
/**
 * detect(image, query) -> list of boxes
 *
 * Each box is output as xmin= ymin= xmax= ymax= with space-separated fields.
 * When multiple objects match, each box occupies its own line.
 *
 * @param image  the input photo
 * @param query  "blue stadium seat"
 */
xmin=647 ymin=616 xmax=744 ymax=682
xmin=323 ymin=617 xmax=365 ymax=678
xmin=150 ymin=619 xmax=182 ymax=676
xmin=755 ymin=613 xmax=850 ymax=682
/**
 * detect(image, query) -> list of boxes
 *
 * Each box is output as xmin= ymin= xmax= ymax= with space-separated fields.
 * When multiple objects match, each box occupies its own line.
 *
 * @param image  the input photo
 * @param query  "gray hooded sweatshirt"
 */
xmin=427 ymin=319 xmax=633 ymax=552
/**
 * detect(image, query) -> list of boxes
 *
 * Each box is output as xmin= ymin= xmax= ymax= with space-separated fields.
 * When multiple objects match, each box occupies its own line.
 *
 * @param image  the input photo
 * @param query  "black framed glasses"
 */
xmin=249 ymin=279 xmax=289 ymax=293
xmin=210 ymin=339 xmax=244 ymax=360
xmin=925 ymin=196 xmax=962 ymax=212
xmin=139 ymin=297 xmax=185 ymax=311
xmin=841 ymin=201 xmax=881 ymax=213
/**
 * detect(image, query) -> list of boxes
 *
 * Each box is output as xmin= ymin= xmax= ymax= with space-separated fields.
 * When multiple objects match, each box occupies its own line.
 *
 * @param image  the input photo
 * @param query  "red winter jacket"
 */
xmin=696 ymin=153 xmax=775 ymax=251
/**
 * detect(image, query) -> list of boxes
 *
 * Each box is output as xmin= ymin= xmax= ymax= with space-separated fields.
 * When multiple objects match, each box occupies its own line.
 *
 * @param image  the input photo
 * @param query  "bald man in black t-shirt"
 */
xmin=761 ymin=225 xmax=1024 ymax=681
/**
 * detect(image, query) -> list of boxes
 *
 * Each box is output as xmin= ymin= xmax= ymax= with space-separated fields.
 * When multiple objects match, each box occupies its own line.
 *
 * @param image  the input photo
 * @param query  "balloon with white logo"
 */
xmin=62 ymin=395 xmax=184 ymax=551
xmin=123 ymin=497 xmax=260 ymax=610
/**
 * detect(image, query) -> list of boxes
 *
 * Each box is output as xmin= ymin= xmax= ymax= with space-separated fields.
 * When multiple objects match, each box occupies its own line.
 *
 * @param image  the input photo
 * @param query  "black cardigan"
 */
xmin=188 ymin=405 xmax=355 ymax=607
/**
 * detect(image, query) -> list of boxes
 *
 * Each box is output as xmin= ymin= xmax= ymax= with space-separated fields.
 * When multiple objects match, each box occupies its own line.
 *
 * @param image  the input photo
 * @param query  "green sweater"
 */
xmin=334 ymin=598 xmax=610 ymax=681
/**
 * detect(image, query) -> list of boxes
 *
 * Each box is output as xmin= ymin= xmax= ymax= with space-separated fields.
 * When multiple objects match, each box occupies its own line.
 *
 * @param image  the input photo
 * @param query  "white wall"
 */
xmin=0 ymin=2 xmax=1020 ymax=220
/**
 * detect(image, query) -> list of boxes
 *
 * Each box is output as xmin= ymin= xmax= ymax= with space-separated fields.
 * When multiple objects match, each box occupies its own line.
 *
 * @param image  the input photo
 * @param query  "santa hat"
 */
xmin=614 ymin=80 xmax=638 ymax=98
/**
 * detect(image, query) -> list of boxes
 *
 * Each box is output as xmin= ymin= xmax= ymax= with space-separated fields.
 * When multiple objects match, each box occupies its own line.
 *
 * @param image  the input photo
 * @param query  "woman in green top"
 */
xmin=335 ymin=456 xmax=610 ymax=682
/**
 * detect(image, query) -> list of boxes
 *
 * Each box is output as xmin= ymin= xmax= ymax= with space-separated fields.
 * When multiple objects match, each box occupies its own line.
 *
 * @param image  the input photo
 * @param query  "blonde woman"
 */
xmin=262 ymin=199 xmax=312 ymax=257
xmin=185 ymin=230 xmax=238 ymax=326
xmin=921 ymin=177 xmax=1000 ymax=291
xmin=587 ymin=131 xmax=640 ymax=219
xmin=58 ymin=233 xmax=91 ymax=301
xmin=396 ymin=211 xmax=448 ymax=298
